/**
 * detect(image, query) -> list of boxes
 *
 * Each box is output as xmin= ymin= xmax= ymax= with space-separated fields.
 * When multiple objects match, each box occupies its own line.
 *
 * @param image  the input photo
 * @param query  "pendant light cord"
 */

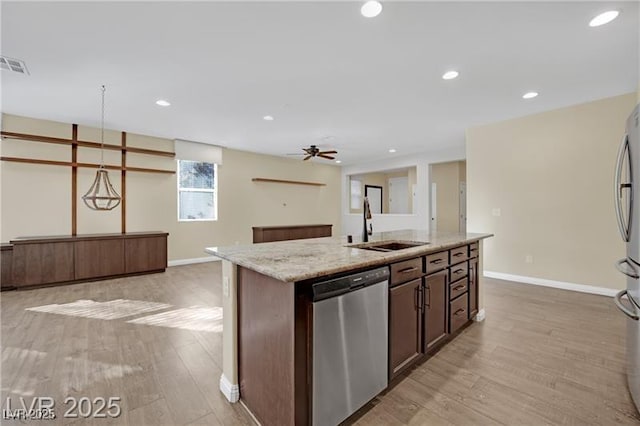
xmin=100 ymin=85 xmax=106 ymax=167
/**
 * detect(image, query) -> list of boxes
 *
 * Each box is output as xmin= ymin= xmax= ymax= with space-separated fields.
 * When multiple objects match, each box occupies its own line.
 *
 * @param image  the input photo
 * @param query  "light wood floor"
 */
xmin=2 ymin=262 xmax=639 ymax=425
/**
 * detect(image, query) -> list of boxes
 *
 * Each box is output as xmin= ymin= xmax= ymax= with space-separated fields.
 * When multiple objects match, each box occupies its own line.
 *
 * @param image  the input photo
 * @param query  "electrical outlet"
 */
xmin=525 ymin=255 xmax=534 ymax=264
xmin=492 ymin=208 xmax=501 ymax=217
xmin=223 ymin=276 xmax=230 ymax=297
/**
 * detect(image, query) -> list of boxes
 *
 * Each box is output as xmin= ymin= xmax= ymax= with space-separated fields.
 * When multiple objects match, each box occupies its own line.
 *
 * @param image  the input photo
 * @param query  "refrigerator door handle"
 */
xmin=615 ymin=258 xmax=640 ymax=279
xmin=614 ymin=135 xmax=632 ymax=242
xmin=614 ymin=290 xmax=640 ymax=321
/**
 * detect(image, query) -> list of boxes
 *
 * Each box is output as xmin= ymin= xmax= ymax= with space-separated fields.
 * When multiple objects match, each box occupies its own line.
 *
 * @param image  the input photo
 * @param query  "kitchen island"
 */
xmin=206 ymin=229 xmax=493 ymax=426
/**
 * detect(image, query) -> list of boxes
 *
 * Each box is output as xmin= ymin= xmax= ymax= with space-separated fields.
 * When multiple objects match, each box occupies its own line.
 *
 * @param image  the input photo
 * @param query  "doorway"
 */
xmin=429 ymin=161 xmax=466 ymax=233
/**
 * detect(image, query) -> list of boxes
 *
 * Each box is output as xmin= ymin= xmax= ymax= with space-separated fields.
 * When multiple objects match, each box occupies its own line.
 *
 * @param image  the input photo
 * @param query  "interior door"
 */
xmin=389 ymin=177 xmax=409 ymax=214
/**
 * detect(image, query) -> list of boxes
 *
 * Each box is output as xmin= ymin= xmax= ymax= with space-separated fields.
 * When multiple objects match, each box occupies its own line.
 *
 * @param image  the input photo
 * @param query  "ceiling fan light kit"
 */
xmin=82 ymin=85 xmax=122 ymax=211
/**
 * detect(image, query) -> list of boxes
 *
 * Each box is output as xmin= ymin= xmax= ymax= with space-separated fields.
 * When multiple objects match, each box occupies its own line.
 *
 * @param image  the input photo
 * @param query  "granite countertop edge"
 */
xmin=205 ymin=230 xmax=493 ymax=283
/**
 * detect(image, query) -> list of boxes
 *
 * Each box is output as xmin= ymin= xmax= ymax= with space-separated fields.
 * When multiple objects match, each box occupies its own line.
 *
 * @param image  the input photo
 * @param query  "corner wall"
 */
xmin=0 ymin=114 xmax=342 ymax=261
xmin=466 ymin=93 xmax=637 ymax=291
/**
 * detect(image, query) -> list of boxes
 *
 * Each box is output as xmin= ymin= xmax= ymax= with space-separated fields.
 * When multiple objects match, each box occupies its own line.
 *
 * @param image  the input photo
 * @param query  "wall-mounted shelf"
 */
xmin=0 ymin=125 xmax=176 ymax=236
xmin=252 ymin=178 xmax=326 ymax=187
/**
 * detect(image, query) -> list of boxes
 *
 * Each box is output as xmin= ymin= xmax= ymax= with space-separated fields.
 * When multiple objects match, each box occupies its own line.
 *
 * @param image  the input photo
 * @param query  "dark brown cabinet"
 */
xmin=3 ymin=232 xmax=168 ymax=290
xmin=75 ymin=239 xmax=125 ymax=279
xmin=424 ymin=269 xmax=448 ymax=349
xmin=12 ymin=241 xmax=75 ymax=287
xmin=124 ymin=236 xmax=167 ymax=273
xmin=387 ymin=242 xmax=481 ymax=379
xmin=389 ymin=278 xmax=423 ymax=377
xmin=469 ymin=256 xmax=479 ymax=318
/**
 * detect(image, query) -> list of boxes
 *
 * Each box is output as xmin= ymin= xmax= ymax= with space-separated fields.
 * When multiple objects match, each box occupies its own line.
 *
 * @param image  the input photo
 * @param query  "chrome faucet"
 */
xmin=363 ymin=196 xmax=373 ymax=242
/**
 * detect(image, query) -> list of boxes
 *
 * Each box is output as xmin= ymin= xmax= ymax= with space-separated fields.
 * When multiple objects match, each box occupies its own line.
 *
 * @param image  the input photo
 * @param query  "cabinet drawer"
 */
xmin=450 ymin=294 xmax=468 ymax=334
xmin=449 ymin=261 xmax=468 ymax=282
xmin=426 ymin=251 xmax=449 ymax=274
xmin=391 ymin=257 xmax=423 ymax=286
xmin=450 ymin=246 xmax=468 ymax=263
xmin=469 ymin=242 xmax=479 ymax=258
xmin=449 ymin=277 xmax=468 ymax=300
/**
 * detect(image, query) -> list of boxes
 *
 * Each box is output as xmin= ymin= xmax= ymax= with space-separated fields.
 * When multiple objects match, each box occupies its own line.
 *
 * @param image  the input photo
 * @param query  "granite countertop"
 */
xmin=205 ymin=229 xmax=493 ymax=283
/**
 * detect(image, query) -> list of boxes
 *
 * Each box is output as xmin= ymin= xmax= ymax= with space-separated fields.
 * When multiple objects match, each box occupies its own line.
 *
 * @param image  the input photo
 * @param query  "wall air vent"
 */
xmin=0 ymin=56 xmax=29 ymax=75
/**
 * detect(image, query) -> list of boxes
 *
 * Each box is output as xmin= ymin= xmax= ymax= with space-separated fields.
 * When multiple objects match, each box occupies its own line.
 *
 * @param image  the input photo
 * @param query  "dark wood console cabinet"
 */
xmin=3 ymin=232 xmax=168 ymax=290
xmin=252 ymin=224 xmax=332 ymax=243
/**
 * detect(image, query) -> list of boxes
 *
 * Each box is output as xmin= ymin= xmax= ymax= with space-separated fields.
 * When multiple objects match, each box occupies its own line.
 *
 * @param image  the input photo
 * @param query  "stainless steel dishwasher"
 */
xmin=311 ymin=267 xmax=389 ymax=426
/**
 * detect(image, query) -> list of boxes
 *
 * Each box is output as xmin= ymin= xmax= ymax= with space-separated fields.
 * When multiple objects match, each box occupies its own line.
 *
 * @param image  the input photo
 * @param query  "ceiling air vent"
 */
xmin=0 ymin=56 xmax=29 ymax=75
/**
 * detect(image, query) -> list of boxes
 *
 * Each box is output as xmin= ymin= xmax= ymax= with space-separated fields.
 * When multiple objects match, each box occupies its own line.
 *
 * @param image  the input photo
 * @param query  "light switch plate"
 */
xmin=492 ymin=208 xmax=501 ymax=217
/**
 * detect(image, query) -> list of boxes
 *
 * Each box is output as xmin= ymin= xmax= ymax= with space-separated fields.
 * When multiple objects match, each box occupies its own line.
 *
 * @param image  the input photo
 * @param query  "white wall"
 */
xmin=341 ymin=146 xmax=465 ymax=238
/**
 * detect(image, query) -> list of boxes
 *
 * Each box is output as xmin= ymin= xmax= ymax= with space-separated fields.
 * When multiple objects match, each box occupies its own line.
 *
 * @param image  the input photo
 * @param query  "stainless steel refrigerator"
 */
xmin=614 ymin=102 xmax=640 ymax=412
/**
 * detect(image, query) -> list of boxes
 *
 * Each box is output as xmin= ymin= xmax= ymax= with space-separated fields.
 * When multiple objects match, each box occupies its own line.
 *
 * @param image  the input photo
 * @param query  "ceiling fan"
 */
xmin=287 ymin=145 xmax=338 ymax=161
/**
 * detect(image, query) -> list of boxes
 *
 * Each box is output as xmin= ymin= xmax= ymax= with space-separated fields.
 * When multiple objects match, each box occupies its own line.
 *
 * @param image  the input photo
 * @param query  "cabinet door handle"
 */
xmin=453 ymin=253 xmax=464 ymax=257
xmin=453 ymin=268 xmax=464 ymax=274
xmin=415 ymin=286 xmax=422 ymax=311
xmin=454 ymin=308 xmax=466 ymax=316
xmin=430 ymin=259 xmax=443 ymax=264
xmin=454 ymin=284 xmax=466 ymax=291
xmin=399 ymin=266 xmax=418 ymax=274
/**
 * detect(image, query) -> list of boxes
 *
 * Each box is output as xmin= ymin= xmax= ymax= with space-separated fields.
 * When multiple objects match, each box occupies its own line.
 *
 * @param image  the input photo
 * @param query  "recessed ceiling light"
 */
xmin=263 ymin=115 xmax=274 ymax=121
xmin=361 ymin=1 xmax=382 ymax=18
xmin=522 ymin=92 xmax=538 ymax=99
xmin=155 ymin=100 xmax=171 ymax=107
xmin=389 ymin=148 xmax=396 ymax=153
xmin=589 ymin=10 xmax=619 ymax=27
xmin=442 ymin=71 xmax=459 ymax=80
xmin=336 ymin=160 xmax=342 ymax=164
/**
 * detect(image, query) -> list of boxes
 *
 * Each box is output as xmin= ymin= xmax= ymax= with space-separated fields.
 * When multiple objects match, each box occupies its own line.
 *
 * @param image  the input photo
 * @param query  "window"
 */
xmin=350 ymin=179 xmax=362 ymax=209
xmin=177 ymin=160 xmax=217 ymax=221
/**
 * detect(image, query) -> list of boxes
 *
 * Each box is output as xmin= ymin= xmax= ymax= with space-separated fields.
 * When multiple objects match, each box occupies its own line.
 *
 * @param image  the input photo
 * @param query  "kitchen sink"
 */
xmin=350 ymin=240 xmax=429 ymax=252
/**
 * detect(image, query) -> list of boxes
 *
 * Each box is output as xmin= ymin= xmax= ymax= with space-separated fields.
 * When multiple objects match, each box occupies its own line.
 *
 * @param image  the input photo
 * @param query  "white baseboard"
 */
xmin=483 ymin=271 xmax=618 ymax=297
xmin=168 ymin=256 xmax=220 ymax=267
xmin=219 ymin=374 xmax=239 ymax=403
xmin=473 ymin=308 xmax=486 ymax=322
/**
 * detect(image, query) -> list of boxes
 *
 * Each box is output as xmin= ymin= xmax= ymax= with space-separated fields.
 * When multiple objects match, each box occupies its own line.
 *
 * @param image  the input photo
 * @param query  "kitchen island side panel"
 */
xmin=238 ymin=266 xmax=296 ymax=425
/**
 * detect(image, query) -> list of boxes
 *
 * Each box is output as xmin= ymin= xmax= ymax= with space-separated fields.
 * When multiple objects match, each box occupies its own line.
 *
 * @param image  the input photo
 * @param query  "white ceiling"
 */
xmin=1 ymin=1 xmax=638 ymax=165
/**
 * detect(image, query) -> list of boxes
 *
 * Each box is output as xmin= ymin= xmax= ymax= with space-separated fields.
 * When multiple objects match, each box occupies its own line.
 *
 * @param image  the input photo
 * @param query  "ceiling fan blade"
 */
xmin=318 ymin=154 xmax=335 ymax=160
xmin=318 ymin=150 xmax=337 ymax=155
xmin=303 ymin=155 xmax=313 ymax=161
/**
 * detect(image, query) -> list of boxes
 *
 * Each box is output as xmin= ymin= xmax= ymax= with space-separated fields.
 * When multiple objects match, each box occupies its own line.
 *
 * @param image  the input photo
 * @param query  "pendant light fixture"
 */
xmin=82 ymin=85 xmax=121 ymax=211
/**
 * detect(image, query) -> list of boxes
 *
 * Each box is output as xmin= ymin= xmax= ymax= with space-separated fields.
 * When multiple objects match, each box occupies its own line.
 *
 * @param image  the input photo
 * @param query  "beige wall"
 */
xmin=431 ymin=161 xmax=465 ymax=233
xmin=1 ymin=114 xmax=342 ymax=261
xmin=467 ymin=93 xmax=637 ymax=290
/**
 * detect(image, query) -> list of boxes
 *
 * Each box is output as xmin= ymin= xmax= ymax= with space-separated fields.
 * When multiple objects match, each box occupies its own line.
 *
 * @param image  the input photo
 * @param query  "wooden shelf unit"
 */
xmin=0 ymin=126 xmax=176 ymax=235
